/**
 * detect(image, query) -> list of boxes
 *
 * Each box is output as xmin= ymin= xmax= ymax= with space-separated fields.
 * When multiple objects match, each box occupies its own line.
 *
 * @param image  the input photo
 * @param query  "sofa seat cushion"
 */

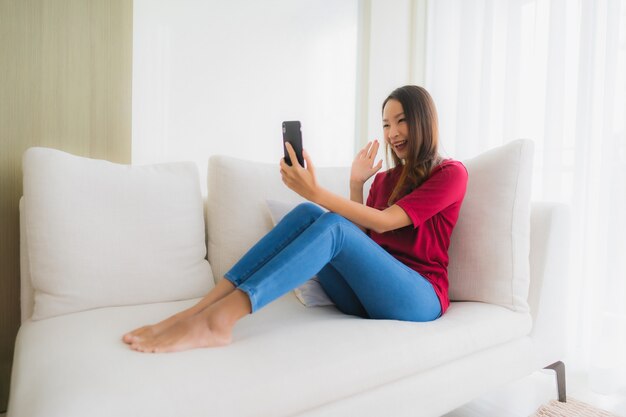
xmin=9 ymin=293 xmax=531 ymax=417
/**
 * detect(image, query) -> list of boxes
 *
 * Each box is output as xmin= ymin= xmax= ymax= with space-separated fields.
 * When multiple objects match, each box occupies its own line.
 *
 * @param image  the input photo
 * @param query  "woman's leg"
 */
xmin=122 ymin=278 xmax=236 ymax=344
xmin=320 ymin=236 xmax=441 ymax=322
xmin=123 ymin=202 xmax=325 ymax=344
xmin=130 ymin=210 xmax=441 ymax=353
xmin=223 ymin=202 xmax=326 ymax=287
xmin=225 ymin=212 xmax=440 ymax=320
xmin=316 ymin=264 xmax=369 ymax=318
xmin=311 ymin=218 xmax=441 ymax=321
xmin=131 ymin=287 xmax=251 ymax=352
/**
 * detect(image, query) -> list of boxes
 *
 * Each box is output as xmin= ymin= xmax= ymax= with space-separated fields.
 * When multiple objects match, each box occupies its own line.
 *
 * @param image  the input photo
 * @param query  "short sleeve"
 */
xmin=395 ymin=162 xmax=468 ymax=228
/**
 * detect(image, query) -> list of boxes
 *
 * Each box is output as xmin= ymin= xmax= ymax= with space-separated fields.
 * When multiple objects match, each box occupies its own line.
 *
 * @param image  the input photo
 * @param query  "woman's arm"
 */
xmin=315 ymin=188 xmax=412 ymax=234
xmin=349 ymin=181 xmax=367 ymax=233
xmin=348 ymin=142 xmax=372 ymax=233
xmin=349 ymin=182 xmax=364 ymax=204
xmin=281 ymin=142 xmax=412 ymax=234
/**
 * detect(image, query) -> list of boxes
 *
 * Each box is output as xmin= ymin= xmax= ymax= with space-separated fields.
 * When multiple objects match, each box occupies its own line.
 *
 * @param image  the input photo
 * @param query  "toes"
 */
xmin=130 ymin=340 xmax=148 ymax=353
xmin=131 ymin=337 xmax=159 ymax=353
xmin=146 ymin=337 xmax=165 ymax=353
xmin=146 ymin=342 xmax=159 ymax=353
xmin=123 ymin=326 xmax=148 ymax=344
xmin=130 ymin=332 xmax=153 ymax=344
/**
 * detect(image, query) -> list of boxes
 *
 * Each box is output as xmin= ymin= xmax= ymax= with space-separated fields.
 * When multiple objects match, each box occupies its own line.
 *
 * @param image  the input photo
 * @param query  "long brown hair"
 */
xmin=383 ymin=85 xmax=443 ymax=206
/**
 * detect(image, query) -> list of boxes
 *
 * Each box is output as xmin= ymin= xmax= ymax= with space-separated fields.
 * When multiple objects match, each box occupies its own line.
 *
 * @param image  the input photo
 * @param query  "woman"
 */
xmin=123 ymin=85 xmax=468 ymax=353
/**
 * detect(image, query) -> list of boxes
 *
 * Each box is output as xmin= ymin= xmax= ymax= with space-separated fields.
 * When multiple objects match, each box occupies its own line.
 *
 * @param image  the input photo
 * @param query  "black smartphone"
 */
xmin=282 ymin=121 xmax=304 ymax=167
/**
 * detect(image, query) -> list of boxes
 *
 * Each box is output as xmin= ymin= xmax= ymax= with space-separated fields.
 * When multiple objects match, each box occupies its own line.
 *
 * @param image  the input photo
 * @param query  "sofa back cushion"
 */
xmin=22 ymin=147 xmax=214 ymax=320
xmin=447 ymin=139 xmax=534 ymax=312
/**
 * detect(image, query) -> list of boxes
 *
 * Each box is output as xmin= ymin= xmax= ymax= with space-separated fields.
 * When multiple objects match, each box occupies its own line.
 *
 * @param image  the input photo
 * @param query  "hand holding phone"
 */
xmin=282 ymin=121 xmax=304 ymax=167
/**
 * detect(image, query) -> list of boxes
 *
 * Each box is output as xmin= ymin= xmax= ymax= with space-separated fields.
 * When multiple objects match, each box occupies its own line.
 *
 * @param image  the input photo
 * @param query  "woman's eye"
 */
xmin=383 ymin=124 xmax=389 ymax=128
xmin=398 ymin=118 xmax=406 ymax=123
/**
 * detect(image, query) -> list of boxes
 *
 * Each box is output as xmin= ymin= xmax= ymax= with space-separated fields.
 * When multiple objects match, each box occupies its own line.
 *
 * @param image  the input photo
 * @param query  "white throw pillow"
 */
xmin=447 ymin=139 xmax=534 ymax=312
xmin=22 ymin=147 xmax=214 ymax=320
xmin=265 ymin=200 xmax=335 ymax=307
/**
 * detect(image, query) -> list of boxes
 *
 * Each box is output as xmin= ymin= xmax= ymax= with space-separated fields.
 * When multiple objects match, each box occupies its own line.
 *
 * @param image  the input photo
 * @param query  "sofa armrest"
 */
xmin=528 ymin=201 xmax=570 ymax=367
xmin=19 ymin=197 xmax=35 ymax=322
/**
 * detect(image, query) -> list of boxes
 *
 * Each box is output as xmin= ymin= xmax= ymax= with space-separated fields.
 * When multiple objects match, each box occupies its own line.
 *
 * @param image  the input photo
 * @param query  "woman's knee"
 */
xmin=291 ymin=206 xmax=350 ymax=228
xmin=290 ymin=202 xmax=325 ymax=221
xmin=317 ymin=212 xmax=349 ymax=227
xmin=317 ymin=267 xmax=369 ymax=318
xmin=316 ymin=212 xmax=362 ymax=237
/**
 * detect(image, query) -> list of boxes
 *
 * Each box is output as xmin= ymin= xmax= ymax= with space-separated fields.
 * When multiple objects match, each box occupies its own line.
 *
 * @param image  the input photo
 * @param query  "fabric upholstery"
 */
xmin=9 ymin=143 xmax=569 ymax=417
xmin=448 ymin=139 xmax=534 ymax=311
xmin=8 ymin=293 xmax=531 ymax=417
xmin=22 ymin=147 xmax=214 ymax=320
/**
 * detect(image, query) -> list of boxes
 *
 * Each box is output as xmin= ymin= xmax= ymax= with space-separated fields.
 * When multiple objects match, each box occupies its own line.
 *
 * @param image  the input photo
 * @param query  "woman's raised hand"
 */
xmin=350 ymin=140 xmax=383 ymax=185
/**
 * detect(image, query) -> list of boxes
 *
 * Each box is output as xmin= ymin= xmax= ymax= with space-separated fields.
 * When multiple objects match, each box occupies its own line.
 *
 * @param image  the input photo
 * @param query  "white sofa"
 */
xmin=8 ymin=140 xmax=569 ymax=417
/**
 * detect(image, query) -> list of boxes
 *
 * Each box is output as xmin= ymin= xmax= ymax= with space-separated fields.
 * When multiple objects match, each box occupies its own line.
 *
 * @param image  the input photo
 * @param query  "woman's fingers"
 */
xmin=357 ymin=142 xmax=370 ymax=159
xmin=284 ymin=141 xmax=302 ymax=168
xmin=366 ymin=140 xmax=379 ymax=160
xmin=351 ymin=140 xmax=382 ymax=184
xmin=303 ymin=149 xmax=315 ymax=175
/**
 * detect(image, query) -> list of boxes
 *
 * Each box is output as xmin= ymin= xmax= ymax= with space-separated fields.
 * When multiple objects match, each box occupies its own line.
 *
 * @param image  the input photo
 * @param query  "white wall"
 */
xmin=132 ymin=0 xmax=428 ymax=185
xmin=132 ymin=0 xmax=358 ymax=186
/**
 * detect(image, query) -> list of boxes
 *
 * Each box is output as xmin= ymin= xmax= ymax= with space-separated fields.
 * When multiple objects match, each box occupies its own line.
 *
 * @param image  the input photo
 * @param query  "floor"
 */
xmin=1 ymin=371 xmax=623 ymax=417
xmin=444 ymin=369 xmax=626 ymax=417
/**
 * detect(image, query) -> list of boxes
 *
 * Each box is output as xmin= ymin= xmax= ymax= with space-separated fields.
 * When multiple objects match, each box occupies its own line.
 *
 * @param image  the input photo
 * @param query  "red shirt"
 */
xmin=366 ymin=159 xmax=468 ymax=314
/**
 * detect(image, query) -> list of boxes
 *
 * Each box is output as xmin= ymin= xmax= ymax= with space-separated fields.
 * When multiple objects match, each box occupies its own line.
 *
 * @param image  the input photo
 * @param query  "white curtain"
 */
xmin=425 ymin=0 xmax=626 ymax=393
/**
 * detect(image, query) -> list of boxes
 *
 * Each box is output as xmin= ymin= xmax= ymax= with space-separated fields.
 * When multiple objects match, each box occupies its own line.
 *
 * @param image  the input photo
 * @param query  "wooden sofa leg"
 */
xmin=544 ymin=361 xmax=567 ymax=402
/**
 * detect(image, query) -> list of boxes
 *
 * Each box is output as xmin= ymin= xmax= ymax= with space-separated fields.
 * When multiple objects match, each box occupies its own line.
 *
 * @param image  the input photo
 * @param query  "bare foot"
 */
xmin=122 ymin=314 xmax=182 ymax=344
xmin=122 ymin=279 xmax=238 ymax=344
xmin=130 ymin=313 xmax=232 ymax=353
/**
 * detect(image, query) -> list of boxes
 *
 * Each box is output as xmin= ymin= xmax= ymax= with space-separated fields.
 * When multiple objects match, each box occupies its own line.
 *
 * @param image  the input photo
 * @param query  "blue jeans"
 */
xmin=223 ymin=202 xmax=442 ymax=322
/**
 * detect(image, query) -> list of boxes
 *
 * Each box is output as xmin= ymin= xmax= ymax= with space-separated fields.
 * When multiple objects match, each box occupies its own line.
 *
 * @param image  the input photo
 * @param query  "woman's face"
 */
xmin=382 ymin=99 xmax=409 ymax=160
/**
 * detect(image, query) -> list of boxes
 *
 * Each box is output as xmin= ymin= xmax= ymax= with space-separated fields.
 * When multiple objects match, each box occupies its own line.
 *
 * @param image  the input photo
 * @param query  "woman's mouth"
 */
xmin=393 ymin=140 xmax=407 ymax=151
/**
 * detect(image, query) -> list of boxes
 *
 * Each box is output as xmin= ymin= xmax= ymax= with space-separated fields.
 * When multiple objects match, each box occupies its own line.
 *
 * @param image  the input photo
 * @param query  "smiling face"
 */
xmin=382 ymin=99 xmax=410 ymax=160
